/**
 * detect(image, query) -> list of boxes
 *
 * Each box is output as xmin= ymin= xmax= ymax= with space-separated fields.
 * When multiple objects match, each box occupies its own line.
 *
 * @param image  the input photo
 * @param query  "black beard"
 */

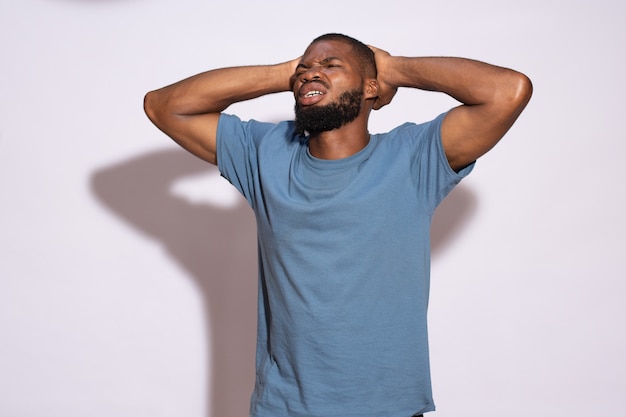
xmin=294 ymin=88 xmax=363 ymax=136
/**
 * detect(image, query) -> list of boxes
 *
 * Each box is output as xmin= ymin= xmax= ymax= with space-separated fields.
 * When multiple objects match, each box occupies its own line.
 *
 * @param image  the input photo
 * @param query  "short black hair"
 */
xmin=310 ymin=33 xmax=377 ymax=79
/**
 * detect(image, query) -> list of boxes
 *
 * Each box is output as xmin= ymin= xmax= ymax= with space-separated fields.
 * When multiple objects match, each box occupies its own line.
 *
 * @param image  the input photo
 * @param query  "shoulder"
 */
xmin=375 ymin=112 xmax=447 ymax=150
xmin=218 ymin=113 xmax=279 ymax=135
xmin=391 ymin=112 xmax=446 ymax=138
xmin=217 ymin=114 xmax=304 ymax=163
xmin=218 ymin=114 xmax=299 ymax=143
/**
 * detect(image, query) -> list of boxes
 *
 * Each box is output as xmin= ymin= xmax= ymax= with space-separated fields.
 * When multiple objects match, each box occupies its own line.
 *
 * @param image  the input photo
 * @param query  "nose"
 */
xmin=300 ymin=65 xmax=322 ymax=83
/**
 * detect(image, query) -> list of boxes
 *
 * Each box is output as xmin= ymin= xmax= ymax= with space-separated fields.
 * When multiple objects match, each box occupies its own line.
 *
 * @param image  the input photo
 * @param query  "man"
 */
xmin=144 ymin=33 xmax=532 ymax=417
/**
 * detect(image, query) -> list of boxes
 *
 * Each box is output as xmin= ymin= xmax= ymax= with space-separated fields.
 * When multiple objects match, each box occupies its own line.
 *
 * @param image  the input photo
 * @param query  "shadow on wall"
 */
xmin=90 ymin=148 xmax=476 ymax=417
xmin=431 ymin=180 xmax=478 ymax=259
xmin=91 ymin=149 xmax=257 ymax=417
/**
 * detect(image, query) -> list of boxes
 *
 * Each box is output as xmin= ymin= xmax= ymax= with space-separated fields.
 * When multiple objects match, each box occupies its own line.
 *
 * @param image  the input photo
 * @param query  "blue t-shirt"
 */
xmin=217 ymin=112 xmax=473 ymax=417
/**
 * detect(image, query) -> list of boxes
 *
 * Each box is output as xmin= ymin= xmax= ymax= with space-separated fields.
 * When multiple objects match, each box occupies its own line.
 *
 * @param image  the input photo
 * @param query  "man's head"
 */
xmin=293 ymin=34 xmax=378 ymax=135
xmin=309 ymin=33 xmax=377 ymax=79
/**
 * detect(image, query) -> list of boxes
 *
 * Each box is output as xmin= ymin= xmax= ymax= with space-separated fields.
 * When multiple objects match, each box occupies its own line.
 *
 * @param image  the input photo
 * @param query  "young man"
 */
xmin=144 ymin=33 xmax=532 ymax=417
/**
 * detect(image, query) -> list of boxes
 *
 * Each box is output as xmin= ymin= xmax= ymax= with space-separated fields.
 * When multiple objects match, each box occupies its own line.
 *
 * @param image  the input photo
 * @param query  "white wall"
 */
xmin=1 ymin=0 xmax=624 ymax=416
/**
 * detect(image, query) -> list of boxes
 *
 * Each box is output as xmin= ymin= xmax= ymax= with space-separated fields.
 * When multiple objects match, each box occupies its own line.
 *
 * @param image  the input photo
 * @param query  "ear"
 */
xmin=364 ymin=78 xmax=378 ymax=99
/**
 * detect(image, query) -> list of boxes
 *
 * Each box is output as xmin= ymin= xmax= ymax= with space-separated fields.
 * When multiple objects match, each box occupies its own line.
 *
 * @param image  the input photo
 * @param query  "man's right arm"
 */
xmin=144 ymin=60 xmax=298 ymax=165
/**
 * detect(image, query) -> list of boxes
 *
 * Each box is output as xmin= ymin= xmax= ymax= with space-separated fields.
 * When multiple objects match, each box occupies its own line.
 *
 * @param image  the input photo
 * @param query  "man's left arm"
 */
xmin=371 ymin=48 xmax=533 ymax=172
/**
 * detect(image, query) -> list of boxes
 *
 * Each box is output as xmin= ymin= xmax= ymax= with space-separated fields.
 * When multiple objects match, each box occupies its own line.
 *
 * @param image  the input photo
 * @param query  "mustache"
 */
xmin=299 ymin=79 xmax=330 ymax=90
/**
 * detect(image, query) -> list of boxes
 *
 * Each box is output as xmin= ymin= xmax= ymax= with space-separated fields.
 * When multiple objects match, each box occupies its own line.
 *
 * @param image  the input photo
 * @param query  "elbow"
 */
xmin=143 ymin=90 xmax=159 ymax=124
xmin=492 ymin=71 xmax=533 ymax=118
xmin=143 ymin=89 xmax=174 ymax=131
xmin=510 ymin=72 xmax=533 ymax=110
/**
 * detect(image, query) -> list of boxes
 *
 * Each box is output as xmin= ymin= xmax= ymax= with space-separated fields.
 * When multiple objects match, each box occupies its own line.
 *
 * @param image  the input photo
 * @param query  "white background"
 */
xmin=1 ymin=0 xmax=624 ymax=416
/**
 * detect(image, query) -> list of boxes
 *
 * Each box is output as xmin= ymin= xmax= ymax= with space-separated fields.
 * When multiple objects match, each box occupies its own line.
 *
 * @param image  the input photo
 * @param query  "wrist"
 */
xmin=380 ymin=56 xmax=415 ymax=89
xmin=276 ymin=59 xmax=298 ymax=92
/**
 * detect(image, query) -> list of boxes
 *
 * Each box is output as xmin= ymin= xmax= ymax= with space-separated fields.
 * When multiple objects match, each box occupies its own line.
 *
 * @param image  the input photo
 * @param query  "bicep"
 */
xmin=441 ymin=73 xmax=532 ymax=172
xmin=441 ymin=104 xmax=508 ymax=171
xmin=144 ymin=91 xmax=220 ymax=165
xmin=162 ymin=113 xmax=221 ymax=165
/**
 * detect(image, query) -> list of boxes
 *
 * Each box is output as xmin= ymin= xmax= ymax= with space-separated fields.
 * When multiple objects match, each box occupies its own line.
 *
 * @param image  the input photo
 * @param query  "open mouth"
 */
xmin=304 ymin=91 xmax=324 ymax=98
xmin=298 ymin=83 xmax=328 ymax=105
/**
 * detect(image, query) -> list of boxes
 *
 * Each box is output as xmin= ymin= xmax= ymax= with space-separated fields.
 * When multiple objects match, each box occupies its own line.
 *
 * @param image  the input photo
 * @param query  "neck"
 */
xmin=307 ymin=118 xmax=370 ymax=160
xmin=308 ymin=129 xmax=370 ymax=160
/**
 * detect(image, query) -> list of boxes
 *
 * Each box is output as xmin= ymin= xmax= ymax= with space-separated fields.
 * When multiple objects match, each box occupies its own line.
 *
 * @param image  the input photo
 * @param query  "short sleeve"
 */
xmin=216 ymin=113 xmax=275 ymax=205
xmin=409 ymin=112 xmax=474 ymax=213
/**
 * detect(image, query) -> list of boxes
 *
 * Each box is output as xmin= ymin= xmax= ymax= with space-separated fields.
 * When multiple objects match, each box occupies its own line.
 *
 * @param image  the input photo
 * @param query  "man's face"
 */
xmin=293 ymin=40 xmax=366 ymax=134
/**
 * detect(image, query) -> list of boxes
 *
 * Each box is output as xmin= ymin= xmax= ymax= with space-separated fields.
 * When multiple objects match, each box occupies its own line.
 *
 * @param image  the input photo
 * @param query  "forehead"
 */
xmin=301 ymin=40 xmax=355 ymax=64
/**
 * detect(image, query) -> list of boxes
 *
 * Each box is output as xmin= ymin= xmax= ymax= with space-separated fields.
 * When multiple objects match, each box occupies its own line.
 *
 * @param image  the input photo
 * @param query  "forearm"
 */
xmin=145 ymin=61 xmax=295 ymax=118
xmin=381 ymin=56 xmax=529 ymax=107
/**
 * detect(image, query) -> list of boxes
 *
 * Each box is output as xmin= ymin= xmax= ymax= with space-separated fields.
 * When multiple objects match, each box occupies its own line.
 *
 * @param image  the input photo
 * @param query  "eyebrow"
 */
xmin=296 ymin=56 xmax=345 ymax=69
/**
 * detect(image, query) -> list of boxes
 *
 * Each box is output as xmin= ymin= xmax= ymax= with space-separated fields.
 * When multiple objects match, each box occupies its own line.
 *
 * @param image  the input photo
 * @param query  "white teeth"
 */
xmin=305 ymin=91 xmax=323 ymax=98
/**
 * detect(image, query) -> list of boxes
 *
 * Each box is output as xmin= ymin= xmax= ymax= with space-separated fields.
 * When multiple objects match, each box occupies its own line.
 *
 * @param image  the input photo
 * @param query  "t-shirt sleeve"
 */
xmin=409 ymin=112 xmax=475 ymax=213
xmin=216 ymin=113 xmax=274 ymax=205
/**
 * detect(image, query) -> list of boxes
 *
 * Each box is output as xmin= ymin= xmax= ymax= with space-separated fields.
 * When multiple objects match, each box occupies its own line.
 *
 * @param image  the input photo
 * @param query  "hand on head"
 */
xmin=368 ymin=45 xmax=397 ymax=110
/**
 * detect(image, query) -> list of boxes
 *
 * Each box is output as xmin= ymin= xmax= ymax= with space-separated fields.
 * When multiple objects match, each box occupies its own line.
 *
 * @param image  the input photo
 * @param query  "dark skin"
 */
xmin=144 ymin=39 xmax=532 ymax=171
xmin=292 ymin=41 xmax=378 ymax=160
